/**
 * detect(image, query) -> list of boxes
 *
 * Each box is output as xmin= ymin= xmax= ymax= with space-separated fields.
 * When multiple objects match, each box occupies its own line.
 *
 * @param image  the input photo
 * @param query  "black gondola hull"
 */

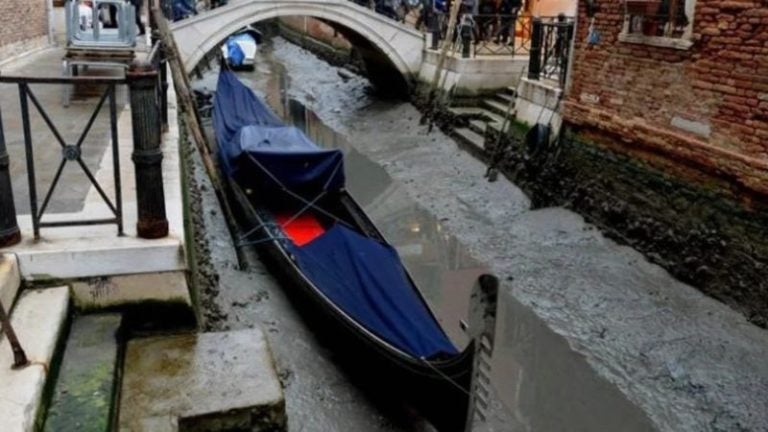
xmin=227 ymin=180 xmax=475 ymax=432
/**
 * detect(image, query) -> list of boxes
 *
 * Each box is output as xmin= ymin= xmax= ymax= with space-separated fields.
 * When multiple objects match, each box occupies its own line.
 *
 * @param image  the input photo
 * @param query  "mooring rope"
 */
xmin=244 ymin=153 xmax=356 ymax=231
xmin=236 ymin=235 xmax=290 ymax=247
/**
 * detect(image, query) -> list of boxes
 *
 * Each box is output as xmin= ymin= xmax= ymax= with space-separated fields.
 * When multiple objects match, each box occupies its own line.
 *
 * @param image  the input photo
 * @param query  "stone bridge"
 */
xmin=170 ymin=0 xmax=426 ymax=78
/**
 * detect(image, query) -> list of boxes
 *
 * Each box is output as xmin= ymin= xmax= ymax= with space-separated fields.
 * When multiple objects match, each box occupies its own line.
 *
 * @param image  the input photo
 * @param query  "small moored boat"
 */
xmin=221 ymin=27 xmax=260 ymax=70
xmin=212 ymin=69 xmax=498 ymax=432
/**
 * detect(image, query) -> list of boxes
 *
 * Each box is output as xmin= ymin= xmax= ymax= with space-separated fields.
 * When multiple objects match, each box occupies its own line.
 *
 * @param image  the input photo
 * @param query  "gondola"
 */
xmin=212 ymin=69 xmax=498 ymax=432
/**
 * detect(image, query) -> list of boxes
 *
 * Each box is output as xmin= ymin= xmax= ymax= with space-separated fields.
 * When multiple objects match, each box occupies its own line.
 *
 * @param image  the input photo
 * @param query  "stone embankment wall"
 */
xmin=552 ymin=0 xmax=768 ymax=326
xmin=0 ymin=0 xmax=48 ymax=62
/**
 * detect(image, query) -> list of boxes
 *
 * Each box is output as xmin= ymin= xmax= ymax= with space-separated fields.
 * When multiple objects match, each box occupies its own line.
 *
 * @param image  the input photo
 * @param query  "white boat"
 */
xmin=221 ymin=27 xmax=261 ymax=70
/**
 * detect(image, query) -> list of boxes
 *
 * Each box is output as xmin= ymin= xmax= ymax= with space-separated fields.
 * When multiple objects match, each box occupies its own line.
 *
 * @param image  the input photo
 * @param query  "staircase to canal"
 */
xmin=0 ymin=248 xmax=286 ymax=432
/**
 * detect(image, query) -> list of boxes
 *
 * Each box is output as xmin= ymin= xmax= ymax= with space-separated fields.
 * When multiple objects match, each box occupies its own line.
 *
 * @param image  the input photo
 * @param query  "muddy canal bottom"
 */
xmin=191 ymin=38 xmax=655 ymax=432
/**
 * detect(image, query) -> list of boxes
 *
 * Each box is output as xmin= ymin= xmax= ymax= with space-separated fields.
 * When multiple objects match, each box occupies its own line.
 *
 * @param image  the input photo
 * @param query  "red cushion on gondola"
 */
xmin=275 ymin=213 xmax=326 ymax=246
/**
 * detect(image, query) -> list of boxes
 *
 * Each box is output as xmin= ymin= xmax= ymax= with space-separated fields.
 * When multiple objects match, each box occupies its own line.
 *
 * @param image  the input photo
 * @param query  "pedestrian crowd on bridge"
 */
xmin=353 ymin=0 xmax=523 ymax=46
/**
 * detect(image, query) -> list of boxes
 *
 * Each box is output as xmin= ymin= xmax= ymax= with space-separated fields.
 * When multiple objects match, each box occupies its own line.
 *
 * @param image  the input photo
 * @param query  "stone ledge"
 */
xmin=0 ymin=287 xmax=70 ymax=432
xmin=119 ymin=329 xmax=286 ymax=431
xmin=618 ymin=32 xmax=694 ymax=50
xmin=12 ymin=237 xmax=184 ymax=281
xmin=70 ymin=271 xmax=190 ymax=310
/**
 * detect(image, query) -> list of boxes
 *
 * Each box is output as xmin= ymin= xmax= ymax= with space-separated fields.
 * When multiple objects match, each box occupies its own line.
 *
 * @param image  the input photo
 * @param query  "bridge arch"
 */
xmin=170 ymin=0 xmax=425 ymax=79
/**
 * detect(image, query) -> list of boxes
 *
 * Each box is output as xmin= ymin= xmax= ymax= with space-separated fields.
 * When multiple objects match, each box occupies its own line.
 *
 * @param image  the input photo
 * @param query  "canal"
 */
xmin=189 ymin=36 xmax=759 ymax=431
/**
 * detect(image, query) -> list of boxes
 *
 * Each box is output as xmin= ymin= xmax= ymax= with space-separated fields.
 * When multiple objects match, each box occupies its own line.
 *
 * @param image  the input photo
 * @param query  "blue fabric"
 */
xmin=226 ymin=39 xmax=246 ymax=66
xmin=213 ymin=70 xmax=344 ymax=196
xmin=286 ymin=225 xmax=458 ymax=358
xmin=213 ymin=70 xmax=457 ymax=359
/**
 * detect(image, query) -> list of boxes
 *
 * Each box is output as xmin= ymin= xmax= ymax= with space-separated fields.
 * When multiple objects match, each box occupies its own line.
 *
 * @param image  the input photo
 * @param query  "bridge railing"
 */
xmin=427 ymin=12 xmax=570 ymax=58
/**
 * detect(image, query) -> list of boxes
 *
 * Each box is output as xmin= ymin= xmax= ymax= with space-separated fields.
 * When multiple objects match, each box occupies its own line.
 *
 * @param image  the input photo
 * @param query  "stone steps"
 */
xmin=447 ymin=106 xmax=488 ymax=118
xmin=482 ymin=98 xmax=514 ymax=117
xmin=43 ymin=314 xmax=123 ymax=432
xmin=469 ymin=119 xmax=488 ymax=135
xmin=453 ymin=128 xmax=486 ymax=152
xmin=494 ymin=92 xmax=516 ymax=106
xmin=0 ymin=286 xmax=70 ymax=432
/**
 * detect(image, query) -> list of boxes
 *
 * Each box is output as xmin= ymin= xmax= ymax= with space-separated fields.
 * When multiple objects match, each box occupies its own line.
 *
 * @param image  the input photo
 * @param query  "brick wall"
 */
xmin=0 ymin=0 xmax=48 ymax=61
xmin=563 ymin=0 xmax=768 ymax=196
xmin=279 ymin=17 xmax=353 ymax=51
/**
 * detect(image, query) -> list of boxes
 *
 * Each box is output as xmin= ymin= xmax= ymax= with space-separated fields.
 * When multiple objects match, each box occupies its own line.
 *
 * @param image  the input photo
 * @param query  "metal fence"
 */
xmin=428 ymin=12 xmax=570 ymax=59
xmin=0 ymin=0 xmax=175 ymax=371
xmin=527 ymin=15 xmax=575 ymax=88
xmin=0 ymin=76 xmax=125 ymax=239
xmin=0 ymin=31 xmax=170 ymax=247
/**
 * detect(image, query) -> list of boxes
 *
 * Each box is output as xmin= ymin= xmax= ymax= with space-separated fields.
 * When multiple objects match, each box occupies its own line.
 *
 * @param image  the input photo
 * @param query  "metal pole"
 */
xmin=0 ymin=108 xmax=21 ymax=248
xmin=430 ymin=11 xmax=441 ymax=50
xmin=127 ymin=60 xmax=169 ymax=239
xmin=18 ymin=84 xmax=40 ymax=239
xmin=460 ymin=15 xmax=472 ymax=58
xmin=0 ymin=300 xmax=28 ymax=369
xmin=528 ymin=17 xmax=543 ymax=80
xmin=159 ymin=46 xmax=169 ymax=131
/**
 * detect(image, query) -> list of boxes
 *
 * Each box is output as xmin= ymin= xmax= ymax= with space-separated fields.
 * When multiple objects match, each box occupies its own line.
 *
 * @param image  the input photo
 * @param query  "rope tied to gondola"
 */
xmin=243 ymin=152 xmax=357 ymax=232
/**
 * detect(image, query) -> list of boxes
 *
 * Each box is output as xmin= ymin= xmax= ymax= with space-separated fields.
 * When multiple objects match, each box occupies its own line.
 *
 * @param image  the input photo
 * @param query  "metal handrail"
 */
xmin=429 ymin=12 xmax=573 ymax=58
xmin=527 ymin=16 xmax=574 ymax=88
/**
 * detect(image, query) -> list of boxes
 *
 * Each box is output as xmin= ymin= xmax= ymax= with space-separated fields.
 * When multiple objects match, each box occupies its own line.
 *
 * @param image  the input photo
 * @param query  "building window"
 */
xmin=619 ymin=0 xmax=695 ymax=49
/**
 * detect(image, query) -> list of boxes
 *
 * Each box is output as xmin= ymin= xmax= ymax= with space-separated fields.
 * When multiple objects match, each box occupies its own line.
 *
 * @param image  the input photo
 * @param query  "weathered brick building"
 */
xmin=0 ymin=0 xmax=50 ymax=62
xmin=552 ymin=0 xmax=768 ymax=325
xmin=565 ymin=0 xmax=768 ymax=194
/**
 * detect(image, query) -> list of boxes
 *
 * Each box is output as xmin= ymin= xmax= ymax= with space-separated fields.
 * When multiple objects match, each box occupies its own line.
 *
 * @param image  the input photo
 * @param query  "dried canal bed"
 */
xmin=190 ymin=38 xmax=768 ymax=431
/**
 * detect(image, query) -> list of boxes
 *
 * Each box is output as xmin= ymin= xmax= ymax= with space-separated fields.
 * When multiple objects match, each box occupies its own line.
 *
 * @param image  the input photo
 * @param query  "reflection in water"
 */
xmin=221 ymin=45 xmax=656 ymax=431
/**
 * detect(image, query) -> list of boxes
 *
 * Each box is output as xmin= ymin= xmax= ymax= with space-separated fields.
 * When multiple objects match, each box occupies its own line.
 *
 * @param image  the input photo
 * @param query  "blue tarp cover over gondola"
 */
xmin=213 ymin=71 xmax=344 ymax=197
xmin=213 ymin=70 xmax=458 ymax=358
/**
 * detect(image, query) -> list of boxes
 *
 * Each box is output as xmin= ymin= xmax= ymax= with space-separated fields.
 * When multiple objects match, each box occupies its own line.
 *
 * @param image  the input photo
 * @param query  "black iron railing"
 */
xmin=0 ymin=55 xmax=170 ymax=245
xmin=429 ymin=12 xmax=569 ymax=58
xmin=528 ymin=15 xmax=574 ymax=88
xmin=0 ymin=76 xmax=126 ymax=239
xmin=0 ymin=1 xmax=175 ymax=372
xmin=472 ymin=14 xmax=533 ymax=57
